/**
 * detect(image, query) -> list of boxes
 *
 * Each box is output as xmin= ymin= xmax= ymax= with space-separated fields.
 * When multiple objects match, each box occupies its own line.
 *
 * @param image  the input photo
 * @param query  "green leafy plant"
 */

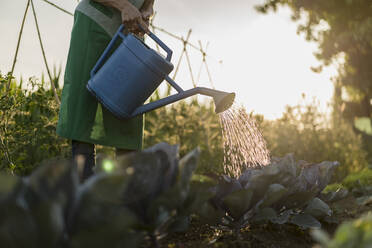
xmin=342 ymin=169 xmax=372 ymax=192
xmin=196 ymin=154 xmax=339 ymax=236
xmin=0 ymin=159 xmax=77 ymax=248
xmin=145 ymin=94 xmax=224 ymax=175
xmin=1 ymin=70 xmax=368 ymax=185
xmin=323 ymin=167 xmax=372 ymax=200
xmin=0 ymin=72 xmax=69 ymax=175
xmin=312 ymin=212 xmax=372 ymax=248
xmin=0 ymin=143 xmax=204 ymax=248
xmin=68 ymin=172 xmax=142 ymax=248
xmin=259 ymin=99 xmax=368 ymax=182
xmin=100 ymin=142 xmax=207 ymax=247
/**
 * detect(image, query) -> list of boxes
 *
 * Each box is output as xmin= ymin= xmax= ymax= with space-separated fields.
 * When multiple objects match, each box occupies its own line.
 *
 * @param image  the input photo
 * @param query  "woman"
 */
xmin=57 ymin=0 xmax=154 ymax=181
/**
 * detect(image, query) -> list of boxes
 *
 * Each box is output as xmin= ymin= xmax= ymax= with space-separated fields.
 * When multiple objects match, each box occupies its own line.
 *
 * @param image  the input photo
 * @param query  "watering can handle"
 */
xmin=138 ymin=24 xmax=173 ymax=62
xmin=90 ymin=24 xmax=173 ymax=78
xmin=90 ymin=25 xmax=125 ymax=78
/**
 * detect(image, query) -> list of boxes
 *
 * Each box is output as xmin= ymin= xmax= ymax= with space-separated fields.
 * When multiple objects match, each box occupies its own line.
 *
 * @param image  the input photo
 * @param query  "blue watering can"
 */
xmin=87 ymin=25 xmax=235 ymax=120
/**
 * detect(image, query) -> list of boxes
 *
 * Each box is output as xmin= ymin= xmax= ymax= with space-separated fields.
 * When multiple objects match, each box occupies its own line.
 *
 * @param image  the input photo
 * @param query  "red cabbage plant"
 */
xmin=195 ymin=154 xmax=340 ymax=236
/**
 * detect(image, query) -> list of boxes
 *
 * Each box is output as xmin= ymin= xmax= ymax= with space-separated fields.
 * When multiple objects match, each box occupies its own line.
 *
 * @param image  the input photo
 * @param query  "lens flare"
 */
xmin=103 ymin=159 xmax=115 ymax=173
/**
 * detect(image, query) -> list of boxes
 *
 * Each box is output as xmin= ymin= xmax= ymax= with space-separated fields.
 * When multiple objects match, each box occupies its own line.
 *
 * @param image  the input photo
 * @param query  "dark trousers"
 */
xmin=71 ymin=140 xmax=133 ymax=182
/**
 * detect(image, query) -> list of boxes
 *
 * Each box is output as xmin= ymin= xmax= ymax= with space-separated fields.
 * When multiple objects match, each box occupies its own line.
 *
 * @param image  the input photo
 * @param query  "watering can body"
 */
xmin=87 ymin=25 xmax=235 ymax=120
xmin=87 ymin=25 xmax=174 ymax=119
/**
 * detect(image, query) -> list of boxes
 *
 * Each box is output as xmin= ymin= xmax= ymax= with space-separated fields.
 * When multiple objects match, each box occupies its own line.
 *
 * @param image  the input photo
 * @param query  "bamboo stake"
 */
xmin=9 ymin=0 xmax=220 ymax=99
xmin=196 ymin=41 xmax=204 ymax=83
xmin=172 ymin=30 xmax=192 ymax=81
xmin=31 ymin=0 xmax=60 ymax=105
xmin=201 ymin=42 xmax=215 ymax=89
xmin=31 ymin=1 xmax=220 ymax=64
xmin=7 ymin=0 xmax=31 ymax=91
xmin=183 ymin=30 xmax=196 ymax=87
xmin=172 ymin=42 xmax=185 ymax=80
xmin=40 ymin=0 xmax=73 ymax=16
xmin=184 ymin=48 xmax=196 ymax=88
xmin=0 ymin=126 xmax=14 ymax=172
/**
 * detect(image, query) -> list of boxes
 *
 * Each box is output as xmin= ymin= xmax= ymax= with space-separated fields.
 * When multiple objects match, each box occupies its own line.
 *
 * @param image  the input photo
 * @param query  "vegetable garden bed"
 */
xmin=3 ymin=142 xmax=367 ymax=248
xmin=161 ymin=195 xmax=372 ymax=248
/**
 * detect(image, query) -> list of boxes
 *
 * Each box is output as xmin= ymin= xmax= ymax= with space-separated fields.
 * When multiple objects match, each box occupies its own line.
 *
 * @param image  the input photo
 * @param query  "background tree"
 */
xmin=256 ymin=0 xmax=372 ymax=162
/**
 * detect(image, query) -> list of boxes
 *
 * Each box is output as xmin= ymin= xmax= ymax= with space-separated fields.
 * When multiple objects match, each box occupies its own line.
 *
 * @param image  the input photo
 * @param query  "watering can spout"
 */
xmin=131 ymin=83 xmax=235 ymax=117
xmin=212 ymin=91 xmax=236 ymax=114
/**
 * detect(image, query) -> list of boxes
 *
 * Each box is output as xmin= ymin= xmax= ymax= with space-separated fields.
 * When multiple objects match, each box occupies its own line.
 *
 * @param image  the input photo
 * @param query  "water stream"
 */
xmin=219 ymin=105 xmax=271 ymax=178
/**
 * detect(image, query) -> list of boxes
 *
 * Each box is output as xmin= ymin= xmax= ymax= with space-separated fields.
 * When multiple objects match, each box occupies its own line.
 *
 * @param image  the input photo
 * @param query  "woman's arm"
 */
xmin=93 ymin=0 xmax=148 ymax=32
xmin=140 ymin=0 xmax=154 ymax=20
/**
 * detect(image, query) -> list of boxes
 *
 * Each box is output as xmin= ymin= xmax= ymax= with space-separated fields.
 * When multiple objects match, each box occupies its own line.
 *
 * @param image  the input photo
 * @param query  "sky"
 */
xmin=0 ymin=0 xmax=337 ymax=119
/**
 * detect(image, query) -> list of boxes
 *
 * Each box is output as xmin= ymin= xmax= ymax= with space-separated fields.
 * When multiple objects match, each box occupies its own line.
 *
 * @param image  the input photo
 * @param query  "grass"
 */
xmin=324 ymin=168 xmax=372 ymax=193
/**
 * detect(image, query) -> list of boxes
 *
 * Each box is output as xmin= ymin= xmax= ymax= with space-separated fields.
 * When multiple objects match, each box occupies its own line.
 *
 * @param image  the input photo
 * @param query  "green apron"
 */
xmin=57 ymin=0 xmax=145 ymax=150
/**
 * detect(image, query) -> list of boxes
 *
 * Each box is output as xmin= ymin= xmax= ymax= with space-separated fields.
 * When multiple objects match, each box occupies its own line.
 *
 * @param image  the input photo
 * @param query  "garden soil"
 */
xmin=155 ymin=195 xmax=372 ymax=248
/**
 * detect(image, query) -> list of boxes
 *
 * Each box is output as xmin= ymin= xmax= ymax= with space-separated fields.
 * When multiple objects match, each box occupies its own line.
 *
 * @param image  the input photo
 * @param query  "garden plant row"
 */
xmin=0 ymin=142 xmax=347 ymax=248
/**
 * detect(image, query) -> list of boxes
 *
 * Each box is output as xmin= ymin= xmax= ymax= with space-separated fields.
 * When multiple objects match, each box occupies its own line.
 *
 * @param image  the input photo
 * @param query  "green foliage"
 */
xmin=323 ymin=167 xmax=372 ymax=200
xmin=1 ymin=71 xmax=368 ymax=184
xmin=144 ymin=94 xmax=224 ymax=175
xmin=120 ymin=91 xmax=371 ymax=182
xmin=259 ymin=99 xmax=368 ymax=181
xmin=342 ymin=168 xmax=372 ymax=191
xmin=0 ymin=160 xmax=78 ymax=248
xmin=355 ymin=118 xmax=372 ymax=136
xmin=323 ymin=183 xmax=345 ymax=193
xmin=312 ymin=212 xmax=372 ymax=248
xmin=146 ymin=91 xmax=368 ymax=182
xmin=68 ymin=174 xmax=142 ymax=248
xmin=196 ymin=154 xmax=339 ymax=232
xmin=109 ymin=143 xmax=205 ymax=244
xmin=0 ymin=143 xmax=203 ymax=248
xmin=0 ymin=72 xmax=69 ymax=175
xmin=256 ymin=0 xmax=372 ymax=161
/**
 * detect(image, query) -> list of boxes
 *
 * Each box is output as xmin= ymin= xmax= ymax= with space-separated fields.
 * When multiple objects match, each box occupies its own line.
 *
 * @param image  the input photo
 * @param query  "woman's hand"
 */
xmin=134 ymin=0 xmax=155 ymax=34
xmin=120 ymin=1 xmax=148 ymax=34
xmin=93 ymin=0 xmax=152 ymax=34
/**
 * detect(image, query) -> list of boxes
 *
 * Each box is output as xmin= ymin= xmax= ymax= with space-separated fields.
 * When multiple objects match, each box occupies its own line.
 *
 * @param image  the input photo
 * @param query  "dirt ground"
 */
xmin=159 ymin=195 xmax=372 ymax=248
